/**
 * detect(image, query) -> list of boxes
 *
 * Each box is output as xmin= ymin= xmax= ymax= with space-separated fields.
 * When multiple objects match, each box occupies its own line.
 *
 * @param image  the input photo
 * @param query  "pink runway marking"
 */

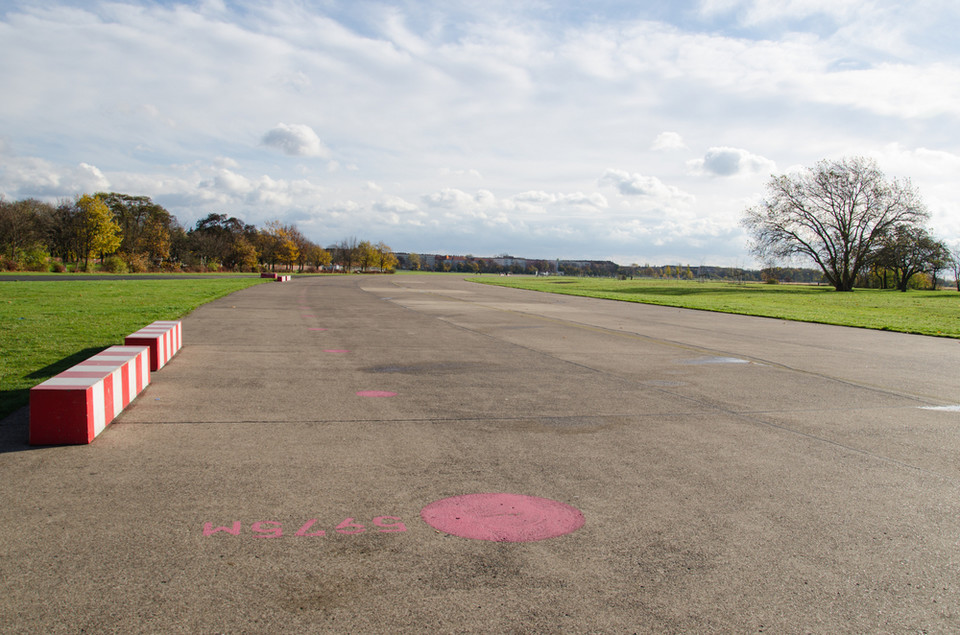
xmin=324 ymin=349 xmax=350 ymax=353
xmin=308 ymin=328 xmax=328 ymax=331
xmin=357 ymin=390 xmax=397 ymax=398
xmin=421 ymin=493 xmax=584 ymax=542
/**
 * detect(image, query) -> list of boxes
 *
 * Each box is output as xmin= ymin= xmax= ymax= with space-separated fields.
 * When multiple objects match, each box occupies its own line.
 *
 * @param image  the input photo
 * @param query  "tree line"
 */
xmin=743 ymin=156 xmax=958 ymax=292
xmin=0 ymin=192 xmax=398 ymax=274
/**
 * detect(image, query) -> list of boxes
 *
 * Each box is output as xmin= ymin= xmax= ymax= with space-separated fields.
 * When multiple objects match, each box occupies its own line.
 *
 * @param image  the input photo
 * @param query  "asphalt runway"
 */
xmin=2 ymin=274 xmax=959 ymax=633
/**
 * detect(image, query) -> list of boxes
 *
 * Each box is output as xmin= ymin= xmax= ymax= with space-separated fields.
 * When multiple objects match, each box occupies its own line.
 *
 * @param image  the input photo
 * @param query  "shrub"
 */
xmin=76 ymin=261 xmax=98 ymax=273
xmin=124 ymin=252 xmax=151 ymax=273
xmin=51 ymin=261 xmax=66 ymax=273
xmin=103 ymin=255 xmax=129 ymax=274
xmin=15 ymin=246 xmax=51 ymax=271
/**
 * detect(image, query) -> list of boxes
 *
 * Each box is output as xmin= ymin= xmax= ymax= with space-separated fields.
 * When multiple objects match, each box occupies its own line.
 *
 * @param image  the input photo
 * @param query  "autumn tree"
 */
xmin=742 ymin=157 xmax=928 ymax=291
xmin=97 ymin=193 xmax=174 ymax=267
xmin=76 ymin=194 xmax=122 ymax=268
xmin=282 ymin=224 xmax=313 ymax=272
xmin=356 ymin=240 xmax=376 ymax=272
xmin=259 ymin=220 xmax=301 ymax=271
xmin=375 ymin=241 xmax=399 ymax=272
xmin=306 ymin=244 xmax=332 ymax=271
xmin=278 ymin=236 xmax=299 ymax=271
xmin=230 ymin=236 xmax=260 ymax=271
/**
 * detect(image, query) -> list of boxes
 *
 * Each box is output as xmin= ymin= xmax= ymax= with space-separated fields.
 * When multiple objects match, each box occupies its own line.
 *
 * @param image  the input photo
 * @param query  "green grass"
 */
xmin=474 ymin=276 xmax=960 ymax=339
xmin=0 ymin=276 xmax=268 ymax=419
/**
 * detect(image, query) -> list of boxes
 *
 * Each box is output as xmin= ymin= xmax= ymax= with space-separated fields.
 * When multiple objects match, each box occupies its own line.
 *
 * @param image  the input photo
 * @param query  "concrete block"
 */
xmin=29 ymin=346 xmax=151 ymax=445
xmin=125 ymin=320 xmax=182 ymax=371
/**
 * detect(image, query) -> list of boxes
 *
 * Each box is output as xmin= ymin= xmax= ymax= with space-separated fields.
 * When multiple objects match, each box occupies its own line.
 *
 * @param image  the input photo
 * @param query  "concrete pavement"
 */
xmin=2 ymin=274 xmax=959 ymax=633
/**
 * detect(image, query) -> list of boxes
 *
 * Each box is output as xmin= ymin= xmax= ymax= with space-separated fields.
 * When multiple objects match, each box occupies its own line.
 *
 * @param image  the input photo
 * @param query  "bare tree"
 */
xmin=333 ymin=237 xmax=359 ymax=272
xmin=742 ymin=157 xmax=928 ymax=291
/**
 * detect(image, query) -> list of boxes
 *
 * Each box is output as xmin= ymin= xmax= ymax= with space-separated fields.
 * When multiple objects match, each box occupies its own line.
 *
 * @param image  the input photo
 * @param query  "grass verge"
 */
xmin=474 ymin=277 xmax=960 ymax=339
xmin=0 ymin=277 xmax=267 ymax=419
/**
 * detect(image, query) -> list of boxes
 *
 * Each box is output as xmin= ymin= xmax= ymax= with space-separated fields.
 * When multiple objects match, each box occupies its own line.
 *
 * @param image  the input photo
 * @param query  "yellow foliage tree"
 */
xmin=376 ymin=241 xmax=399 ymax=272
xmin=357 ymin=240 xmax=375 ymax=272
xmin=76 ymin=194 xmax=121 ymax=268
xmin=279 ymin=238 xmax=299 ymax=271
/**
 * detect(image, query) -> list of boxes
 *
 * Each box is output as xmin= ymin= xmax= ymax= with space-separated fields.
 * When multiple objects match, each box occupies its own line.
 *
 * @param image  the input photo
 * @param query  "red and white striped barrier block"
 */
xmin=275 ymin=275 xmax=291 ymax=282
xmin=124 ymin=320 xmax=182 ymax=371
xmin=29 ymin=346 xmax=151 ymax=445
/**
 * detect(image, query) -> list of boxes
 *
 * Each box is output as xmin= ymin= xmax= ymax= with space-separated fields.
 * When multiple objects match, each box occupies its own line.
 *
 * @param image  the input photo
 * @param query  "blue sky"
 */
xmin=1 ymin=0 xmax=959 ymax=266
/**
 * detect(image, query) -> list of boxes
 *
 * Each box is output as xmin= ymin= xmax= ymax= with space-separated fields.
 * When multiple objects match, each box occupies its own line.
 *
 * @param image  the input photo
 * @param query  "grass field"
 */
xmin=474 ymin=276 xmax=960 ymax=339
xmin=0 ymin=276 xmax=267 ymax=419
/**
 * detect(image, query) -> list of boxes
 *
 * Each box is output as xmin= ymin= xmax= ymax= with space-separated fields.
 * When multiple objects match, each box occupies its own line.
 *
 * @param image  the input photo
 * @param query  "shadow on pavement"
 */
xmin=0 ymin=406 xmax=33 ymax=454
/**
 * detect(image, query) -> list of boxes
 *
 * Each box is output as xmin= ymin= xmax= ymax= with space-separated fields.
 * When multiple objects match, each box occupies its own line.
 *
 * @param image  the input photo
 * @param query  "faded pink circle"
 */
xmin=356 ymin=390 xmax=397 ymax=398
xmin=324 ymin=349 xmax=350 ymax=353
xmin=421 ymin=493 xmax=584 ymax=542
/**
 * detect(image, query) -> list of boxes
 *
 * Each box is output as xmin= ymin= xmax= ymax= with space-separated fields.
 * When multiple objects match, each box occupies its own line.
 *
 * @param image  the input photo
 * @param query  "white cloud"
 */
xmin=599 ymin=169 xmax=696 ymax=206
xmin=375 ymin=195 xmax=420 ymax=214
xmin=261 ymin=123 xmax=329 ymax=158
xmin=422 ymin=188 xmax=478 ymax=209
xmin=0 ymin=156 xmax=110 ymax=198
xmin=440 ymin=167 xmax=483 ymax=179
xmin=557 ymin=192 xmax=609 ymax=208
xmin=212 ymin=169 xmax=252 ymax=195
xmin=652 ymin=132 xmax=687 ymax=151
xmin=688 ymin=147 xmax=777 ymax=177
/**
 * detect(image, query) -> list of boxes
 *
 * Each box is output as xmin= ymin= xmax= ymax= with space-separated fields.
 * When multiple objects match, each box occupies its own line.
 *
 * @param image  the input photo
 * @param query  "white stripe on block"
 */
xmin=140 ymin=351 xmax=149 ymax=389
xmin=92 ymin=381 xmax=106 ymax=436
xmin=39 ymin=376 xmax=102 ymax=388
xmin=109 ymin=346 xmax=152 ymax=354
xmin=126 ymin=358 xmax=136 ymax=403
xmin=111 ymin=368 xmax=123 ymax=414
xmin=77 ymin=355 xmax=130 ymax=366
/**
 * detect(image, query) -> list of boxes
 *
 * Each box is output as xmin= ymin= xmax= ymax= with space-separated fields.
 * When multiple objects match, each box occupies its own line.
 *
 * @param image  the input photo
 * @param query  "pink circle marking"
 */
xmin=324 ymin=349 xmax=350 ymax=353
xmin=356 ymin=390 xmax=397 ymax=398
xmin=421 ymin=493 xmax=584 ymax=542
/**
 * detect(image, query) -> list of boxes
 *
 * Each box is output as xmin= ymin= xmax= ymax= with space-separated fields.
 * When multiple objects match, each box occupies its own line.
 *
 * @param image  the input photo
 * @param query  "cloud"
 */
xmin=261 ymin=123 xmax=329 ymax=158
xmin=688 ymin=147 xmax=776 ymax=177
xmin=375 ymin=195 xmax=420 ymax=214
xmin=652 ymin=132 xmax=687 ymax=151
xmin=439 ymin=167 xmax=483 ymax=179
xmin=599 ymin=169 xmax=695 ymax=206
xmin=0 ymin=156 xmax=110 ymax=198
xmin=698 ymin=0 xmax=865 ymax=25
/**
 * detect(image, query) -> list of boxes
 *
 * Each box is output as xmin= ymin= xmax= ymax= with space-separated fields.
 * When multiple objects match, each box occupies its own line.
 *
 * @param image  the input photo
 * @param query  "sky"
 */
xmin=2 ymin=0 xmax=959 ymax=267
